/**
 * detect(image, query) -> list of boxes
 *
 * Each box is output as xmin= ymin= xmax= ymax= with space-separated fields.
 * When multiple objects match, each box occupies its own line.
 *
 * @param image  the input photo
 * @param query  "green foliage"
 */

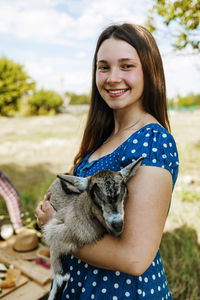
xmin=19 ymin=176 xmax=54 ymax=229
xmin=27 ymin=89 xmax=63 ymax=115
xmin=66 ymin=92 xmax=90 ymax=105
xmin=0 ymin=175 xmax=54 ymax=230
xmin=0 ymin=57 xmax=35 ymax=116
xmin=161 ymin=225 xmax=200 ymax=299
xmin=0 ymin=196 xmax=9 ymax=220
xmin=194 ymin=140 xmax=200 ymax=149
xmin=146 ymin=0 xmax=200 ymax=51
xmin=168 ymin=93 xmax=200 ymax=108
xmin=177 ymin=93 xmax=200 ymax=107
xmin=178 ymin=188 xmax=200 ymax=202
xmin=168 ymin=98 xmax=175 ymax=108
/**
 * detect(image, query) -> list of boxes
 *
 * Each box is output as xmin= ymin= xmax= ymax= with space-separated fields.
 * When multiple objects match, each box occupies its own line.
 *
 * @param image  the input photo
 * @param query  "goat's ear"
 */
xmin=119 ymin=156 xmax=144 ymax=182
xmin=57 ymin=174 xmax=89 ymax=191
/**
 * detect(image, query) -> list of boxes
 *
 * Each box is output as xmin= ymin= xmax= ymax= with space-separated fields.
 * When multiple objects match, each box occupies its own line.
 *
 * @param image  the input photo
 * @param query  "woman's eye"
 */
xmin=98 ymin=65 xmax=109 ymax=71
xmin=122 ymin=64 xmax=134 ymax=69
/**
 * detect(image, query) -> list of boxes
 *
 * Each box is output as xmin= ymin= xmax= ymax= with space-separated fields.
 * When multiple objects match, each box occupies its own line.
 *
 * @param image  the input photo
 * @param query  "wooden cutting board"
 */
xmin=0 ymin=274 xmax=29 ymax=298
xmin=0 ymin=249 xmax=51 ymax=285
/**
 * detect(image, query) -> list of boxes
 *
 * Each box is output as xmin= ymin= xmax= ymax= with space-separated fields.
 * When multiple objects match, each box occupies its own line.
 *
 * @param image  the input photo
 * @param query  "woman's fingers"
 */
xmin=35 ymin=195 xmax=54 ymax=227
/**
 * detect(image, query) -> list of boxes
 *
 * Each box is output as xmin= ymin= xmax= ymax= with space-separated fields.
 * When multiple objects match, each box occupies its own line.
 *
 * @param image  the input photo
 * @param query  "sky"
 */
xmin=0 ymin=0 xmax=199 ymax=99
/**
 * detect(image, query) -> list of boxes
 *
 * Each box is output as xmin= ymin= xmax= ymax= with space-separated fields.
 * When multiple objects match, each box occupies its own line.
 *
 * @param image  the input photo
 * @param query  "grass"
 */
xmin=0 ymin=109 xmax=200 ymax=299
xmin=161 ymin=225 xmax=200 ymax=300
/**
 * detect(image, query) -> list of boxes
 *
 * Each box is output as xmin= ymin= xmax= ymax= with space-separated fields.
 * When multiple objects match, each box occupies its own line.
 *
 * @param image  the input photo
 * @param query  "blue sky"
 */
xmin=0 ymin=0 xmax=199 ymax=98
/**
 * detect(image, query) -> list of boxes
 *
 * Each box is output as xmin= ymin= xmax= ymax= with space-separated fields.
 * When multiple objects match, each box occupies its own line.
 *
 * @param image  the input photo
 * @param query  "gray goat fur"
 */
xmin=43 ymin=156 xmax=143 ymax=300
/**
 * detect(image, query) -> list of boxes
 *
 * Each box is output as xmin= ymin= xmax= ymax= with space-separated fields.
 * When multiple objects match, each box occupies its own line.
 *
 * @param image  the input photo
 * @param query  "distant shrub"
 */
xmin=178 ymin=94 xmax=200 ymax=107
xmin=66 ymin=92 xmax=90 ymax=105
xmin=0 ymin=57 xmax=35 ymax=116
xmin=168 ymin=93 xmax=200 ymax=109
xmin=194 ymin=140 xmax=200 ymax=149
xmin=161 ymin=225 xmax=200 ymax=300
xmin=179 ymin=188 xmax=200 ymax=203
xmin=27 ymin=89 xmax=63 ymax=115
xmin=168 ymin=98 xmax=175 ymax=108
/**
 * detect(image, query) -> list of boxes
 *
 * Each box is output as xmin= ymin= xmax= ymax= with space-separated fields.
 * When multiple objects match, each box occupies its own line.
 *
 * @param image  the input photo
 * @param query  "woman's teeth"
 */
xmin=108 ymin=89 xmax=128 ymax=94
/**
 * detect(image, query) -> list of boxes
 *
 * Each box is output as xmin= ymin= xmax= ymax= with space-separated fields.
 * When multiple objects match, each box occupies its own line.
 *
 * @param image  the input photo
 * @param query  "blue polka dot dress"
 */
xmin=62 ymin=123 xmax=179 ymax=300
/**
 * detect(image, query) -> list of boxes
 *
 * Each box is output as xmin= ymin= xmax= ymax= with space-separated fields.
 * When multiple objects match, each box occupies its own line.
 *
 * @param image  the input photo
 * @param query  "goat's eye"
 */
xmin=121 ymin=183 xmax=126 ymax=193
xmin=90 ymin=184 xmax=100 ymax=199
xmin=90 ymin=184 xmax=104 ymax=208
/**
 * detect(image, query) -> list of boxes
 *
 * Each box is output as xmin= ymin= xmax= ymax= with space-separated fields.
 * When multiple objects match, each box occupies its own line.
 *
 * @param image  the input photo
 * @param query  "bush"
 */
xmin=66 ymin=92 xmax=90 ymax=105
xmin=0 ymin=57 xmax=35 ymax=116
xmin=178 ymin=94 xmax=200 ymax=107
xmin=168 ymin=98 xmax=175 ymax=109
xmin=179 ymin=188 xmax=200 ymax=203
xmin=27 ymin=89 xmax=63 ymax=115
xmin=177 ymin=94 xmax=200 ymax=108
xmin=168 ymin=93 xmax=200 ymax=110
xmin=161 ymin=225 xmax=200 ymax=299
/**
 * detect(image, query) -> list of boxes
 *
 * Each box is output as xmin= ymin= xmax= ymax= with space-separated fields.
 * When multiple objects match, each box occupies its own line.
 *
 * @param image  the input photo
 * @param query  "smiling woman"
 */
xmin=96 ymin=38 xmax=144 ymax=112
xmin=35 ymin=23 xmax=179 ymax=300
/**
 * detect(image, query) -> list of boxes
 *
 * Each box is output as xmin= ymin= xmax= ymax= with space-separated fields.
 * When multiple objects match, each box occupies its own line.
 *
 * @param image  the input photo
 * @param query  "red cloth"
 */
xmin=0 ymin=171 xmax=23 ymax=231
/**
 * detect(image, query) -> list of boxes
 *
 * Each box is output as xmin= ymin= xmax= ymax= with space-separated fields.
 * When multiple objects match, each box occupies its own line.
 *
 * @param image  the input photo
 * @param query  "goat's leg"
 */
xmin=48 ymin=247 xmax=70 ymax=300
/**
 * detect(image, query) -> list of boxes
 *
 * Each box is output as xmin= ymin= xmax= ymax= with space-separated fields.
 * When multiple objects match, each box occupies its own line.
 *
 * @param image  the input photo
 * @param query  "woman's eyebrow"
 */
xmin=119 ymin=58 xmax=138 ymax=62
xmin=97 ymin=58 xmax=137 ymax=63
xmin=97 ymin=60 xmax=107 ymax=64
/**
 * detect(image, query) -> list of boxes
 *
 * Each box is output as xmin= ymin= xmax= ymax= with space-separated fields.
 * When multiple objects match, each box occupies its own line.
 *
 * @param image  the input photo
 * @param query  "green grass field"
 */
xmin=0 ymin=110 xmax=200 ymax=299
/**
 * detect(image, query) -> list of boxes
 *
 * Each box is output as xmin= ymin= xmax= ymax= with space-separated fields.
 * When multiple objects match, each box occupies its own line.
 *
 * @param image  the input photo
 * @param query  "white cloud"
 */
xmin=0 ymin=1 xmax=76 ymax=45
xmin=163 ymin=53 xmax=200 ymax=97
xmin=71 ymin=0 xmax=151 ymax=39
xmin=0 ymin=0 xmax=150 ymax=43
xmin=23 ymin=53 xmax=91 ymax=94
xmin=0 ymin=0 xmax=199 ymax=97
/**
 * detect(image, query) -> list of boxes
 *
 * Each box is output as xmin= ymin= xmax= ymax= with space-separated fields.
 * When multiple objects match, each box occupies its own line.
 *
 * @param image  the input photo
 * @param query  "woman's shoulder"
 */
xmin=125 ymin=122 xmax=176 ymax=148
xmin=122 ymin=123 xmax=174 ymax=152
xmin=121 ymin=123 xmax=179 ymax=186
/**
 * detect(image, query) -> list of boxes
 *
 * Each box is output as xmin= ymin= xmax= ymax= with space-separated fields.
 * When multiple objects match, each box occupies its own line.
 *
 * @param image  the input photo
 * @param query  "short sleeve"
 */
xmin=120 ymin=126 xmax=179 ymax=188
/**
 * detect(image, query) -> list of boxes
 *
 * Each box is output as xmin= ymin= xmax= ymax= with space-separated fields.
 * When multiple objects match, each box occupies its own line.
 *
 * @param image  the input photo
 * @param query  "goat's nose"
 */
xmin=111 ymin=221 xmax=123 ymax=235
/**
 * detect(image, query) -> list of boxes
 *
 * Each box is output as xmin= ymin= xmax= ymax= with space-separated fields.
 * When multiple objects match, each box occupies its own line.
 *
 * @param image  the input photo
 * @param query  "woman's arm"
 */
xmin=74 ymin=165 xmax=172 ymax=276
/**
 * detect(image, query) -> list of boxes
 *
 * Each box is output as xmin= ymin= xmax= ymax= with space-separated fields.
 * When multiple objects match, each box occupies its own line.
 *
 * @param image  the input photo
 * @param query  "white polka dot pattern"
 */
xmin=63 ymin=123 xmax=177 ymax=299
xmin=63 ymin=247 xmax=173 ymax=299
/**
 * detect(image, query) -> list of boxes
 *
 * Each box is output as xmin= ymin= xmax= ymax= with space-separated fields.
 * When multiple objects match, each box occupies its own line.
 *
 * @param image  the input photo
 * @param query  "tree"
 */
xmin=146 ymin=0 xmax=200 ymax=51
xmin=66 ymin=92 xmax=90 ymax=105
xmin=27 ymin=89 xmax=63 ymax=115
xmin=0 ymin=57 xmax=35 ymax=116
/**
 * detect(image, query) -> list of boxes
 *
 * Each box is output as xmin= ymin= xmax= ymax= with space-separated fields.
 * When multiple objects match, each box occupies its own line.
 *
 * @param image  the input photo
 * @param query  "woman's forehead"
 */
xmin=97 ymin=38 xmax=139 ymax=62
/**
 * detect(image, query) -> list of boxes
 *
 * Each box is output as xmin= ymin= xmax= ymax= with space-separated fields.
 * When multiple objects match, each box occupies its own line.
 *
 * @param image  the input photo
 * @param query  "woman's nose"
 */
xmin=106 ymin=68 xmax=121 ymax=83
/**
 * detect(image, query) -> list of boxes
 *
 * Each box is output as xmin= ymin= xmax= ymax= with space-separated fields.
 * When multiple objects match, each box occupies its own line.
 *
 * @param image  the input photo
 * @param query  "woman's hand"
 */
xmin=35 ymin=193 xmax=54 ymax=227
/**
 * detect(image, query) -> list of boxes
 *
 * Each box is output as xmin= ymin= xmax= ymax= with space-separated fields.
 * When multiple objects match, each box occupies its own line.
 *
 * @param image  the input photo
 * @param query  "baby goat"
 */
xmin=43 ymin=157 xmax=143 ymax=300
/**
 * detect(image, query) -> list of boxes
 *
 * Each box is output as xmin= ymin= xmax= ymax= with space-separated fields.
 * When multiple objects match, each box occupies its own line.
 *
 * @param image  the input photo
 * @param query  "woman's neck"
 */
xmin=113 ymin=106 xmax=146 ymax=135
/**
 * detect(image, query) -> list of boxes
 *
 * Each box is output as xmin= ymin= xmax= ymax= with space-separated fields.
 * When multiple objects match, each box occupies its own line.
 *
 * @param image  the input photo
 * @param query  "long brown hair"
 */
xmin=73 ymin=23 xmax=170 ymax=169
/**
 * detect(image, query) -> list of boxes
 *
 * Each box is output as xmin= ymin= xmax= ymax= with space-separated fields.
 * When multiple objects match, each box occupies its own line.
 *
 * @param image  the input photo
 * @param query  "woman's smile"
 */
xmin=106 ymin=88 xmax=130 ymax=97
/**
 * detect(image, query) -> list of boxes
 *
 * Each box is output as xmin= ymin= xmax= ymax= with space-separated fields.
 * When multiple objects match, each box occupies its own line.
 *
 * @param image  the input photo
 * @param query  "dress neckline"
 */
xmin=87 ymin=123 xmax=164 ymax=164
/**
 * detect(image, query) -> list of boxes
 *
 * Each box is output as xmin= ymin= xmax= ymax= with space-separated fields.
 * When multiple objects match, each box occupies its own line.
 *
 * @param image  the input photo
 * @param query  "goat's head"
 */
xmin=87 ymin=156 xmax=143 ymax=235
xmin=50 ymin=157 xmax=143 ymax=235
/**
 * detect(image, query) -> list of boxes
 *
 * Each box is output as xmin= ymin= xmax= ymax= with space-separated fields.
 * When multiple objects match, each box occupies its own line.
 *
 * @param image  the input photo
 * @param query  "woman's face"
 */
xmin=96 ymin=38 xmax=144 ymax=111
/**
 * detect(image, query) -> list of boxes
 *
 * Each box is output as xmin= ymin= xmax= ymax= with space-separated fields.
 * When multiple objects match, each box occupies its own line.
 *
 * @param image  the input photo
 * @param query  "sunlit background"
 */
xmin=0 ymin=0 xmax=199 ymax=98
xmin=0 ymin=1 xmax=200 ymax=299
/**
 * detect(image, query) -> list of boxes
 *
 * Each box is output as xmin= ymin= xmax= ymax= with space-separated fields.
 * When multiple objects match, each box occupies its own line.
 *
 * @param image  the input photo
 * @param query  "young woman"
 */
xmin=36 ymin=23 xmax=179 ymax=299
